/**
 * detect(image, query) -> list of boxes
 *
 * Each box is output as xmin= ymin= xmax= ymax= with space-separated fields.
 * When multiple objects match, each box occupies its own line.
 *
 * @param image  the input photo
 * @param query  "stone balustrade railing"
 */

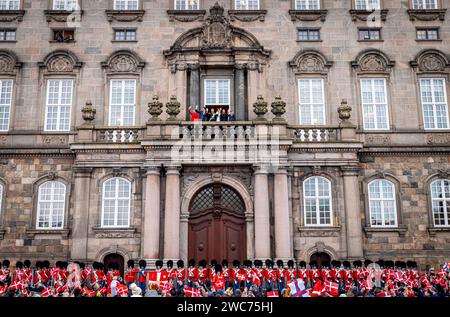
xmin=94 ymin=127 xmax=145 ymax=143
xmin=290 ymin=126 xmax=339 ymax=142
xmin=177 ymin=122 xmax=257 ymax=140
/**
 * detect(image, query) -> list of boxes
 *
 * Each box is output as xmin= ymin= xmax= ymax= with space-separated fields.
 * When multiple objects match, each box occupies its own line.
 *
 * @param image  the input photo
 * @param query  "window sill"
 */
xmin=111 ymin=40 xmax=138 ymax=43
xmin=167 ymin=10 xmax=206 ymax=22
xmin=0 ymin=10 xmax=26 ymax=22
xmin=0 ymin=40 xmax=17 ymax=43
xmin=92 ymin=226 xmax=137 ymax=238
xmin=349 ymin=9 xmax=389 ymax=22
xmin=357 ymin=39 xmax=384 ymax=42
xmin=288 ymin=9 xmax=328 ymax=22
xmin=105 ymin=10 xmax=145 ymax=22
xmin=228 ymin=9 xmax=267 ymax=22
xmin=416 ymin=39 xmax=442 ymax=42
xmin=49 ymin=40 xmax=76 ymax=43
xmin=296 ymin=40 xmax=323 ymax=42
xmin=297 ymin=225 xmax=341 ymax=237
xmin=407 ymin=9 xmax=446 ymax=21
xmin=44 ymin=10 xmax=84 ymax=23
xmin=427 ymin=226 xmax=450 ymax=237
xmin=364 ymin=226 xmax=407 ymax=238
xmin=26 ymin=229 xmax=70 ymax=239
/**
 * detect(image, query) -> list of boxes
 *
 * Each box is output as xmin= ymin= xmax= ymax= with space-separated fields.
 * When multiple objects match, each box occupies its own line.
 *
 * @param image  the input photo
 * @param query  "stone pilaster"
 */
xmin=235 ymin=64 xmax=247 ymax=120
xmin=163 ymin=165 xmax=181 ymax=260
xmin=188 ymin=64 xmax=200 ymax=109
xmin=142 ymin=166 xmax=161 ymax=260
xmin=273 ymin=168 xmax=292 ymax=260
xmin=253 ymin=165 xmax=271 ymax=260
xmin=341 ymin=166 xmax=364 ymax=260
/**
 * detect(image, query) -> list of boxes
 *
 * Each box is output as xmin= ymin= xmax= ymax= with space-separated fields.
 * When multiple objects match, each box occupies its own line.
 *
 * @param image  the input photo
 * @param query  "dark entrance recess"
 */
xmin=310 ymin=252 xmax=331 ymax=269
xmin=103 ymin=253 xmax=125 ymax=277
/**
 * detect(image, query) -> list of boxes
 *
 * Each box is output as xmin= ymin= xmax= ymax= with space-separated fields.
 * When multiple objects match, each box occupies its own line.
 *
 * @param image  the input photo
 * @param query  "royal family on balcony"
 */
xmin=189 ymin=106 xmax=236 ymax=122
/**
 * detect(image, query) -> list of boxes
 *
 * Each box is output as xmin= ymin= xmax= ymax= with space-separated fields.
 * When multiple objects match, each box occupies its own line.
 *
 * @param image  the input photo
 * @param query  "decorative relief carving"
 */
xmin=411 ymin=50 xmax=450 ymax=73
xmin=228 ymin=10 xmax=267 ymax=22
xmin=105 ymin=10 xmax=145 ymax=22
xmin=349 ymin=9 xmax=388 ymax=22
xmin=289 ymin=50 xmax=332 ymax=75
xmin=0 ymin=10 xmax=25 ymax=22
xmin=0 ymin=135 xmax=8 ymax=146
xmin=407 ymin=9 xmax=446 ymax=21
xmin=39 ymin=50 xmax=82 ymax=74
xmin=352 ymin=50 xmax=395 ymax=73
xmin=200 ymin=4 xmax=232 ymax=49
xmin=95 ymin=232 xmax=135 ymax=238
xmin=42 ymin=135 xmax=68 ymax=146
xmin=102 ymin=50 xmax=145 ymax=74
xmin=288 ymin=10 xmax=328 ymax=22
xmin=48 ymin=56 xmax=73 ymax=72
xmin=44 ymin=10 xmax=84 ymax=23
xmin=427 ymin=133 xmax=450 ymax=145
xmin=167 ymin=10 xmax=206 ymax=22
xmin=0 ymin=50 xmax=22 ymax=75
xmin=365 ymin=135 xmax=391 ymax=145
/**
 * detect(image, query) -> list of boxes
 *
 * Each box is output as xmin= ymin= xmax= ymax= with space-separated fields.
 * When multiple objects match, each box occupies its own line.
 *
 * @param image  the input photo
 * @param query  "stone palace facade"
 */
xmin=0 ymin=0 xmax=449 ymax=271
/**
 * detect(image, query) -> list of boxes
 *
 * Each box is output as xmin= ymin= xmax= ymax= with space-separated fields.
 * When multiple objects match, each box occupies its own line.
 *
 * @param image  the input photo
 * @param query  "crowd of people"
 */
xmin=189 ymin=106 xmax=236 ymax=122
xmin=0 ymin=258 xmax=448 ymax=298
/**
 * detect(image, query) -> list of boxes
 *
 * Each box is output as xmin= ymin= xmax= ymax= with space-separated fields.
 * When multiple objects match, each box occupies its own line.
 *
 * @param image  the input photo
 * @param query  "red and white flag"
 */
xmin=267 ymin=290 xmax=279 ymax=297
xmin=288 ymin=279 xmax=309 ymax=297
xmin=185 ymin=287 xmax=202 ymax=297
xmin=376 ymin=291 xmax=392 ymax=297
xmin=324 ymin=281 xmax=339 ymax=297
xmin=148 ymin=271 xmax=169 ymax=287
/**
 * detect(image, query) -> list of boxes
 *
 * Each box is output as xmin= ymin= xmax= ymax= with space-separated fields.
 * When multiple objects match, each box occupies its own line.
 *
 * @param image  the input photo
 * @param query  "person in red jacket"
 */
xmin=124 ymin=260 xmax=137 ymax=287
xmin=187 ymin=259 xmax=198 ymax=287
xmin=221 ymin=260 xmax=231 ymax=289
xmin=189 ymin=106 xmax=200 ymax=122
xmin=231 ymin=260 xmax=240 ymax=291
xmin=176 ymin=260 xmax=186 ymax=291
xmin=283 ymin=260 xmax=297 ymax=283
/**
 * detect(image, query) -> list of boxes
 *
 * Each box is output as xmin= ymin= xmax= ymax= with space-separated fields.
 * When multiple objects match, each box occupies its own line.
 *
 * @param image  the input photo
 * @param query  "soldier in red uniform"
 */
xmin=252 ymin=260 xmax=263 ymax=288
xmin=42 ymin=260 xmax=51 ymax=286
xmin=283 ymin=260 xmax=297 ymax=283
xmin=0 ymin=260 xmax=11 ymax=285
xmin=231 ymin=260 xmax=240 ymax=291
xmin=33 ymin=261 xmax=45 ymax=289
xmin=263 ymin=259 xmax=275 ymax=290
xmin=243 ymin=260 xmax=253 ymax=288
xmin=197 ymin=260 xmax=208 ymax=286
xmin=23 ymin=260 xmax=32 ymax=285
xmin=176 ymin=260 xmax=185 ymax=291
xmin=275 ymin=260 xmax=285 ymax=293
xmin=124 ymin=260 xmax=137 ymax=287
xmin=221 ymin=260 xmax=231 ymax=289
xmin=187 ymin=259 xmax=198 ymax=287
xmin=212 ymin=264 xmax=225 ymax=292
xmin=137 ymin=260 xmax=147 ymax=293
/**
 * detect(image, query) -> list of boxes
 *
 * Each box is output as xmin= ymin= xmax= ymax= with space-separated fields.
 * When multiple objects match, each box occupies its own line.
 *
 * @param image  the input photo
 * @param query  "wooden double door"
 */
xmin=188 ymin=184 xmax=246 ymax=262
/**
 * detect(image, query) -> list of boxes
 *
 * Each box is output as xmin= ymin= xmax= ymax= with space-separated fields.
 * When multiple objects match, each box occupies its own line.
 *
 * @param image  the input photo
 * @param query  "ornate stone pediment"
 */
xmin=105 ymin=10 xmax=145 ymax=22
xmin=101 ymin=50 xmax=145 ymax=74
xmin=289 ymin=50 xmax=333 ymax=75
xmin=288 ymin=9 xmax=328 ymax=22
xmin=410 ymin=49 xmax=450 ymax=73
xmin=167 ymin=9 xmax=206 ymax=22
xmin=201 ymin=4 xmax=232 ymax=49
xmin=407 ymin=9 xmax=446 ymax=21
xmin=351 ymin=49 xmax=395 ymax=74
xmin=349 ymin=9 xmax=388 ymax=22
xmin=38 ymin=50 xmax=82 ymax=74
xmin=44 ymin=9 xmax=84 ymax=23
xmin=228 ymin=9 xmax=267 ymax=22
xmin=0 ymin=50 xmax=22 ymax=75
xmin=0 ymin=10 xmax=26 ymax=22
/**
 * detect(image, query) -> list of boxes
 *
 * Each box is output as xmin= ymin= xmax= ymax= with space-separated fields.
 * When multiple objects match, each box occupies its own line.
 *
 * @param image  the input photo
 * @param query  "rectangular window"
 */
xmin=45 ymin=79 xmax=73 ymax=132
xmin=114 ymin=29 xmax=137 ymax=41
xmin=355 ymin=0 xmax=380 ymax=10
xmin=0 ymin=0 xmax=19 ymax=10
xmin=298 ymin=79 xmax=326 ymax=125
xmin=416 ymin=28 xmax=439 ymax=40
xmin=413 ymin=0 xmax=438 ymax=9
xmin=0 ymin=79 xmax=13 ymax=131
xmin=109 ymin=79 xmax=136 ymax=126
xmin=52 ymin=29 xmax=75 ymax=42
xmin=298 ymin=28 xmax=320 ymax=41
xmin=295 ymin=0 xmax=320 ymax=10
xmin=114 ymin=0 xmax=139 ymax=10
xmin=175 ymin=0 xmax=199 ymax=10
xmin=204 ymin=79 xmax=230 ymax=107
xmin=0 ymin=29 xmax=16 ymax=41
xmin=235 ymin=0 xmax=260 ymax=10
xmin=358 ymin=28 xmax=381 ymax=41
xmin=360 ymin=79 xmax=389 ymax=130
xmin=420 ymin=79 xmax=449 ymax=129
xmin=53 ymin=0 xmax=78 ymax=10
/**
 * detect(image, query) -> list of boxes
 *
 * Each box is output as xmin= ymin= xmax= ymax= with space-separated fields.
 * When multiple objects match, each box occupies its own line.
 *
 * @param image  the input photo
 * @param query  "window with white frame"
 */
xmin=355 ymin=0 xmax=380 ymax=10
xmin=303 ymin=176 xmax=332 ymax=226
xmin=235 ymin=0 xmax=260 ymax=10
xmin=368 ymin=179 xmax=397 ymax=227
xmin=53 ymin=0 xmax=79 ymax=10
xmin=45 ymin=79 xmax=73 ymax=132
xmin=360 ymin=78 xmax=389 ymax=130
xmin=412 ymin=0 xmax=438 ymax=9
xmin=0 ymin=79 xmax=13 ymax=131
xmin=114 ymin=0 xmax=139 ymax=10
xmin=36 ymin=181 xmax=66 ymax=229
xmin=0 ymin=0 xmax=20 ymax=10
xmin=109 ymin=79 xmax=136 ymax=126
xmin=204 ymin=79 xmax=230 ymax=107
xmin=101 ymin=177 xmax=131 ymax=228
xmin=175 ymin=0 xmax=199 ymax=10
xmin=430 ymin=179 xmax=450 ymax=227
xmin=298 ymin=79 xmax=326 ymax=125
xmin=419 ymin=79 xmax=449 ymax=129
xmin=295 ymin=0 xmax=320 ymax=10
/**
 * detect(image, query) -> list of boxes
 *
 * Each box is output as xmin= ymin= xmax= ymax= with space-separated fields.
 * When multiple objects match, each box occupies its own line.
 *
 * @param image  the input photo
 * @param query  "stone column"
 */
xmin=70 ymin=167 xmax=92 ymax=261
xmin=234 ymin=64 xmax=247 ymax=120
xmin=253 ymin=165 xmax=271 ymax=259
xmin=273 ymin=168 xmax=292 ymax=260
xmin=342 ymin=166 xmax=364 ymax=259
xmin=163 ymin=165 xmax=181 ymax=260
xmin=188 ymin=64 xmax=200 ymax=110
xmin=142 ymin=166 xmax=161 ymax=260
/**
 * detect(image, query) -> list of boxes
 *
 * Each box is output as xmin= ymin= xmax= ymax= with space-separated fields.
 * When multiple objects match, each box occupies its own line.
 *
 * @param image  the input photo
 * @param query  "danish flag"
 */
xmin=42 ymin=287 xmax=54 ymax=297
xmin=324 ymin=281 xmax=339 ymax=297
xmin=267 ymin=290 xmax=279 ymax=297
xmin=148 ymin=270 xmax=169 ymax=286
xmin=116 ymin=284 xmax=128 ymax=296
xmin=184 ymin=286 xmax=202 ymax=297
xmin=288 ymin=279 xmax=309 ymax=297
xmin=376 ymin=291 xmax=392 ymax=297
xmin=0 ymin=286 xmax=7 ymax=294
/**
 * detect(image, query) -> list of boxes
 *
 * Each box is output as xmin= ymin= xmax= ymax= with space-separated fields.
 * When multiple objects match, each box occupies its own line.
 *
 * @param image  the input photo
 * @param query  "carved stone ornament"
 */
xmin=338 ymin=99 xmax=352 ymax=122
xmin=42 ymin=135 xmax=68 ymax=146
xmin=427 ymin=133 xmax=450 ymax=145
xmin=288 ymin=9 xmax=328 ymax=22
xmin=349 ymin=9 xmax=388 ymax=22
xmin=81 ymin=101 xmax=96 ymax=124
xmin=105 ymin=10 xmax=145 ymax=22
xmin=167 ymin=9 xmax=206 ymax=22
xmin=166 ymin=95 xmax=181 ymax=121
xmin=289 ymin=51 xmax=333 ymax=75
xmin=407 ymin=9 xmax=446 ymax=21
xmin=228 ymin=9 xmax=267 ymax=22
xmin=411 ymin=50 xmax=450 ymax=73
xmin=102 ymin=51 xmax=145 ymax=74
xmin=39 ymin=50 xmax=82 ymax=74
xmin=366 ymin=135 xmax=391 ymax=145
xmin=0 ymin=10 xmax=26 ymax=22
xmin=148 ymin=95 xmax=163 ymax=121
xmin=44 ymin=10 xmax=84 ymax=23
xmin=271 ymin=96 xmax=286 ymax=123
xmin=352 ymin=50 xmax=395 ymax=73
xmin=49 ymin=56 xmax=73 ymax=72
xmin=0 ymin=50 xmax=22 ymax=75
xmin=253 ymin=95 xmax=268 ymax=121
xmin=200 ymin=3 xmax=232 ymax=49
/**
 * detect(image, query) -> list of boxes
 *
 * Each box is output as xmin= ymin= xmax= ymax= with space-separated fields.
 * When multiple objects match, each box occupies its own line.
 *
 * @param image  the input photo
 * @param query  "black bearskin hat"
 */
xmin=79 ymin=262 xmax=86 ymax=269
xmin=199 ymin=259 xmax=207 ymax=268
xmin=214 ymin=264 xmax=222 ymax=273
xmin=233 ymin=260 xmax=240 ymax=267
xmin=364 ymin=259 xmax=373 ymax=267
xmin=167 ymin=260 xmax=173 ymax=268
xmin=188 ymin=259 xmax=196 ymax=267
xmin=353 ymin=260 xmax=362 ymax=268
xmin=24 ymin=260 xmax=31 ymax=268
xmin=265 ymin=259 xmax=273 ymax=268
xmin=385 ymin=260 xmax=394 ymax=269
xmin=343 ymin=261 xmax=351 ymax=269
xmin=331 ymin=260 xmax=338 ymax=268
xmin=139 ymin=260 xmax=147 ymax=269
xmin=127 ymin=260 xmax=135 ymax=268
xmin=92 ymin=261 xmax=98 ymax=270
xmin=177 ymin=260 xmax=184 ymax=268
xmin=16 ymin=261 xmax=23 ymax=269
xmin=210 ymin=259 xmax=217 ymax=267
xmin=244 ymin=260 xmax=252 ymax=267
xmin=2 ymin=260 xmax=10 ymax=268
xmin=276 ymin=260 xmax=283 ymax=268
xmin=56 ymin=261 xmax=62 ymax=269
xmin=322 ymin=261 xmax=330 ymax=269
xmin=62 ymin=262 xmax=68 ymax=269
xmin=309 ymin=260 xmax=317 ymax=268
xmin=394 ymin=261 xmax=402 ymax=268
xmin=107 ymin=262 xmax=114 ymax=269
xmin=254 ymin=260 xmax=262 ymax=267
xmin=375 ymin=259 xmax=385 ymax=268
xmin=299 ymin=261 xmax=307 ymax=268
xmin=36 ymin=261 xmax=42 ymax=269
xmin=406 ymin=261 xmax=416 ymax=268
xmin=221 ymin=259 xmax=228 ymax=267
xmin=287 ymin=260 xmax=294 ymax=268
xmin=42 ymin=260 xmax=50 ymax=269
xmin=155 ymin=260 xmax=163 ymax=268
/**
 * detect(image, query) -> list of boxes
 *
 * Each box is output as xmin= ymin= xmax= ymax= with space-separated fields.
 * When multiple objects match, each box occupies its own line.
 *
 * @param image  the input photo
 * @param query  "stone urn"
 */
xmin=81 ymin=101 xmax=96 ymax=125
xmin=148 ymin=95 xmax=163 ymax=121
xmin=166 ymin=95 xmax=181 ymax=121
xmin=338 ymin=99 xmax=352 ymax=126
xmin=253 ymin=95 xmax=268 ymax=121
xmin=271 ymin=95 xmax=286 ymax=123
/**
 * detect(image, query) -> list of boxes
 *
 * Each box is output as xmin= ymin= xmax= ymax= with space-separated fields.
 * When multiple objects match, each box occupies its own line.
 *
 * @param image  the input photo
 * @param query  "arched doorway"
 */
xmin=103 ymin=253 xmax=124 ymax=277
xmin=310 ymin=252 xmax=331 ymax=269
xmin=188 ymin=183 xmax=246 ymax=262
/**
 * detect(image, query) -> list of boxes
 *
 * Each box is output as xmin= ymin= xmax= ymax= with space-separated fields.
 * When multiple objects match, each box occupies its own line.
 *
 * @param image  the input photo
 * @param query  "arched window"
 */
xmin=303 ymin=176 xmax=332 ymax=226
xmin=430 ymin=179 xmax=450 ymax=227
xmin=101 ymin=177 xmax=131 ymax=228
xmin=368 ymin=179 xmax=397 ymax=227
xmin=36 ymin=181 xmax=66 ymax=229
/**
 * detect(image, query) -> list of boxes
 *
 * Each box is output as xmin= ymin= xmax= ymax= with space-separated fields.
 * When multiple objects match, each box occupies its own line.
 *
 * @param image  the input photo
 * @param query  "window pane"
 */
xmin=303 ymin=177 xmax=332 ymax=226
xmin=368 ymin=180 xmax=397 ymax=227
xmin=298 ymin=79 xmax=325 ymax=125
xmin=37 ymin=181 xmax=66 ymax=229
xmin=109 ymin=80 xmax=136 ymax=126
xmin=114 ymin=0 xmax=138 ymax=10
xmin=361 ymin=79 xmax=389 ymax=130
xmin=0 ymin=0 xmax=20 ymax=10
xmin=431 ymin=180 xmax=450 ymax=226
xmin=0 ymin=80 xmax=12 ymax=131
xmin=102 ymin=178 xmax=130 ymax=227
xmin=296 ymin=0 xmax=320 ymax=10
xmin=45 ymin=79 xmax=73 ymax=131
xmin=420 ymin=79 xmax=449 ymax=129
